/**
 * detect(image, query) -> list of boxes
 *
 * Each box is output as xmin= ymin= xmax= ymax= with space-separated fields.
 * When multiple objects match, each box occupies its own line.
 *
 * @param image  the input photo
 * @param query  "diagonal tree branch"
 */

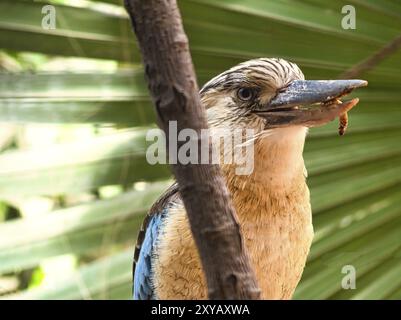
xmin=340 ymin=32 xmax=401 ymax=79
xmin=124 ymin=0 xmax=261 ymax=299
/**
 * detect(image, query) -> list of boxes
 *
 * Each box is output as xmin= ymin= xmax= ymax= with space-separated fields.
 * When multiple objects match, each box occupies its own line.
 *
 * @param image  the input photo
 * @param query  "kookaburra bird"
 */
xmin=133 ymin=58 xmax=367 ymax=299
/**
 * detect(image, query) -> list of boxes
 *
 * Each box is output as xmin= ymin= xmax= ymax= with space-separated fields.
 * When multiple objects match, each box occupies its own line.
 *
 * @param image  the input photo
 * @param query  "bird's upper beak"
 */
xmin=253 ymin=79 xmax=368 ymax=128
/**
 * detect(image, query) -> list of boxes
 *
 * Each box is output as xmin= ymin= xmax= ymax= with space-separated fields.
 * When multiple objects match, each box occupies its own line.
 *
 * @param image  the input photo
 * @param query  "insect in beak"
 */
xmin=252 ymin=79 xmax=368 ymax=133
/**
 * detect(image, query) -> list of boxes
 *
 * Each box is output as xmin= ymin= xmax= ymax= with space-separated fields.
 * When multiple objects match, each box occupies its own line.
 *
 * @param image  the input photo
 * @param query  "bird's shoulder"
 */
xmin=133 ymin=183 xmax=180 ymax=299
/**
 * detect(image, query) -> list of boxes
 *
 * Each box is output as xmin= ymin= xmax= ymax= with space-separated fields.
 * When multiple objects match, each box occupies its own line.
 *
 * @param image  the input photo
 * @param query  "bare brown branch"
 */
xmin=124 ymin=0 xmax=261 ymax=299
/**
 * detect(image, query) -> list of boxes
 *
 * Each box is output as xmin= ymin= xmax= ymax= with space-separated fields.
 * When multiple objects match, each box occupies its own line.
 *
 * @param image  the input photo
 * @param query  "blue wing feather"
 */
xmin=133 ymin=183 xmax=179 ymax=300
xmin=133 ymin=209 xmax=166 ymax=300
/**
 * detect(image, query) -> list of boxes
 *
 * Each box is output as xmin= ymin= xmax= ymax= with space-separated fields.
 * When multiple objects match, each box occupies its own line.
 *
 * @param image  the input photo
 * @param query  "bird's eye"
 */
xmin=237 ymin=88 xmax=254 ymax=101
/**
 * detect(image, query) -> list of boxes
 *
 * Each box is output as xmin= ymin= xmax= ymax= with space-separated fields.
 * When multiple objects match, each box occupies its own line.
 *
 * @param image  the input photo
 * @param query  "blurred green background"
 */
xmin=0 ymin=0 xmax=401 ymax=299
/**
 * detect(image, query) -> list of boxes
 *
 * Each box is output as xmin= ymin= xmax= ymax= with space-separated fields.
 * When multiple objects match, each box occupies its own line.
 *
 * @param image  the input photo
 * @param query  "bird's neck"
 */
xmin=222 ymin=127 xmax=312 ymax=299
xmin=223 ymin=126 xmax=308 ymax=201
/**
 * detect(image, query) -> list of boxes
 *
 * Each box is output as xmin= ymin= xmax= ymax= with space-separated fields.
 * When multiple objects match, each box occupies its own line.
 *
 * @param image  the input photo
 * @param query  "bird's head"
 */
xmin=200 ymin=58 xmax=367 ymax=186
xmin=201 ymin=57 xmax=366 ymax=133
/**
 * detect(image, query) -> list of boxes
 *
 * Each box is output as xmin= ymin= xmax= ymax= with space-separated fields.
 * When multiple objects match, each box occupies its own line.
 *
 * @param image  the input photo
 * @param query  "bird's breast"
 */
xmin=152 ymin=179 xmax=313 ymax=299
xmin=234 ymin=182 xmax=313 ymax=299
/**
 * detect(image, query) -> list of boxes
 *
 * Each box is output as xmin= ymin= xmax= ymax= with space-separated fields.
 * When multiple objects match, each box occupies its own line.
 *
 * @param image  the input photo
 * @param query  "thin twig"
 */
xmin=340 ymin=33 xmax=401 ymax=79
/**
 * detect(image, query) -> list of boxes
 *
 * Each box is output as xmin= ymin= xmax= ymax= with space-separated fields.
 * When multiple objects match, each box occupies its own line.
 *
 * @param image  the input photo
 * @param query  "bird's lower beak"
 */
xmin=253 ymin=79 xmax=368 ymax=128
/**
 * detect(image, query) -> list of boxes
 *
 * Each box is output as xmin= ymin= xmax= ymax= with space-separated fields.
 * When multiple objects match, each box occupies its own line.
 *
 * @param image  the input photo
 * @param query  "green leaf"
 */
xmin=0 ymin=129 xmax=171 ymax=197
xmin=0 ymin=181 xmax=170 ymax=274
xmin=5 ymin=249 xmax=133 ymax=300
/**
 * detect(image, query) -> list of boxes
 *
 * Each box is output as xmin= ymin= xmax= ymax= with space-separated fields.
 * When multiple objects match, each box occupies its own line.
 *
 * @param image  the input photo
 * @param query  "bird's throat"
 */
xmin=223 ymin=126 xmax=308 ymax=193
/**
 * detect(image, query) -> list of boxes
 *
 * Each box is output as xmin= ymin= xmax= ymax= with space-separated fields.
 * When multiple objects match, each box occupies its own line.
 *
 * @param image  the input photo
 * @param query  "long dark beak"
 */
xmin=253 ymin=79 xmax=368 ymax=128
